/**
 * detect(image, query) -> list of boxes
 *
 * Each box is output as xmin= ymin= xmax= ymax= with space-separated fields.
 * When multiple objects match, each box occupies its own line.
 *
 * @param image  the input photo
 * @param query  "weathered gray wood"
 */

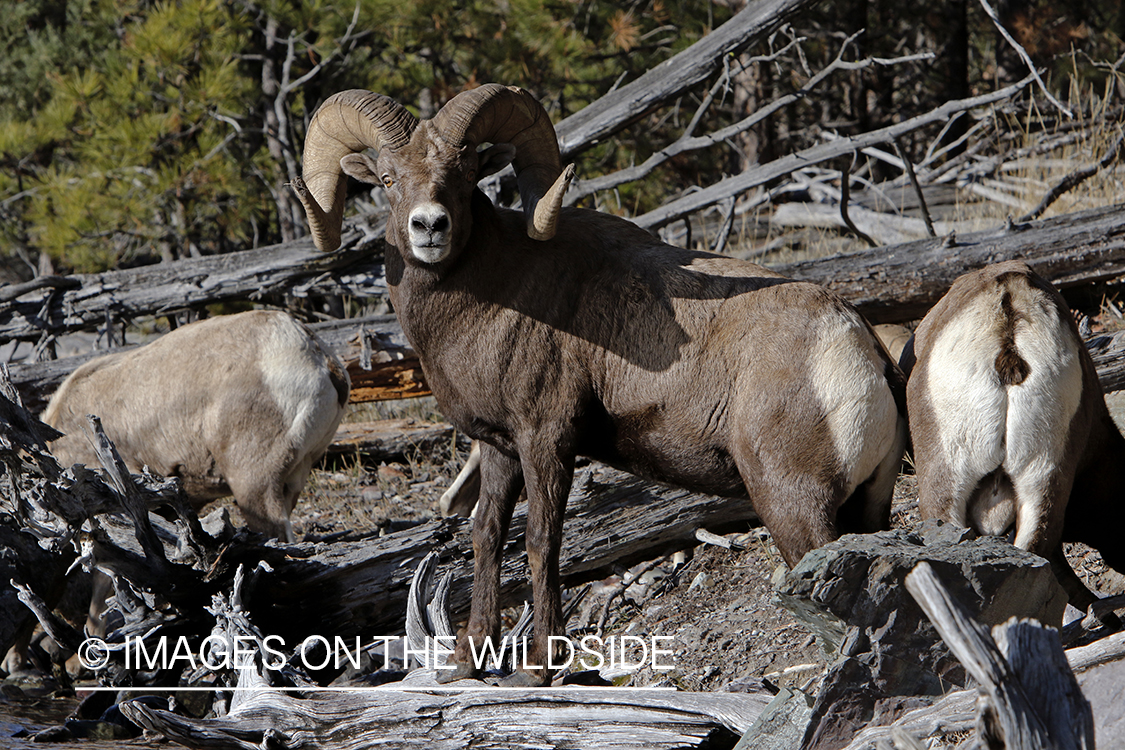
xmin=253 ymin=462 xmax=758 ymax=643
xmin=121 ymin=681 xmax=769 ymax=749
xmin=0 ymin=219 xmax=389 ymax=345
xmin=552 ymin=0 xmax=819 ymax=157
xmin=327 ymin=419 xmax=468 ymax=463
xmin=1067 ymin=630 xmax=1125 ymax=674
xmin=775 ymin=200 xmax=1125 ymax=324
xmin=6 ymin=199 xmax=1122 ymax=359
xmin=904 ymin=561 xmax=1094 ymax=750
xmin=1089 ymin=330 xmax=1125 ymax=394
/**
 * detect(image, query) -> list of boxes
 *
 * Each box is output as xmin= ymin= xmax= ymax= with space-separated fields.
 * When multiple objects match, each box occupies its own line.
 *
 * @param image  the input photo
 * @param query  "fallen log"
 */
xmin=248 ymin=461 xmax=758 ymax=645
xmin=109 ymin=553 xmax=770 ymax=750
xmin=5 ymin=200 xmax=1122 ymax=358
xmin=122 ymin=680 xmax=768 ymax=750
xmin=326 ymin=419 xmax=468 ymax=464
xmin=773 ymin=200 xmax=1125 ymax=325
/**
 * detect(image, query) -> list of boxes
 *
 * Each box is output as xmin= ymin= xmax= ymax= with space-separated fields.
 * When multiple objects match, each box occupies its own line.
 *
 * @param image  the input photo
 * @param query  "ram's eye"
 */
xmin=382 ymin=175 xmax=394 ymax=189
xmin=465 ymin=169 xmax=476 ymax=183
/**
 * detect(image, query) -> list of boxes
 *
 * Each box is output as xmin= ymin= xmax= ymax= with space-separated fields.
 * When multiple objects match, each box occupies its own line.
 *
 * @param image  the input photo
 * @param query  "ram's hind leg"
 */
xmin=734 ymin=444 xmax=842 ymax=568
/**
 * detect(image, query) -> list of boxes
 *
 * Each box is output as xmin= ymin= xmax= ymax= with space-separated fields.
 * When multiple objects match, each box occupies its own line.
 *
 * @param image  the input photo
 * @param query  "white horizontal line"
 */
xmin=80 ymin=685 xmax=679 ymax=693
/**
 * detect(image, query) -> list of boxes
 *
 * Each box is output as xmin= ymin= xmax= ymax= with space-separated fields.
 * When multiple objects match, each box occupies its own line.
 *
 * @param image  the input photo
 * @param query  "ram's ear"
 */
xmin=340 ymin=153 xmax=380 ymax=185
xmin=477 ymin=143 xmax=516 ymax=180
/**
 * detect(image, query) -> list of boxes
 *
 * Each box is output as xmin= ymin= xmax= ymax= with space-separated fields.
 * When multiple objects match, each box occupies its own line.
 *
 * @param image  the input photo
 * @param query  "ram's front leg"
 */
xmin=439 ymin=442 xmax=522 ymax=683
xmin=500 ymin=438 xmax=575 ymax=687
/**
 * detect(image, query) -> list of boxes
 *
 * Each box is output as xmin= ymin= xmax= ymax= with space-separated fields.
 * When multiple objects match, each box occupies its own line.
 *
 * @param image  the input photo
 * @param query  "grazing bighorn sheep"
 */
xmin=2 ymin=310 xmax=350 ymax=676
xmin=900 ymin=261 xmax=1125 ymax=615
xmin=44 ymin=310 xmax=350 ymax=542
xmin=293 ymin=83 xmax=908 ymax=685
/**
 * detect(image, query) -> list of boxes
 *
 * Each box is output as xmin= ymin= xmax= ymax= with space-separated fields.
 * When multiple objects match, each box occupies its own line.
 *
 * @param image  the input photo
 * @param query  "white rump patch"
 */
xmin=922 ymin=285 xmax=1083 ymax=543
xmin=809 ymin=311 xmax=900 ymax=495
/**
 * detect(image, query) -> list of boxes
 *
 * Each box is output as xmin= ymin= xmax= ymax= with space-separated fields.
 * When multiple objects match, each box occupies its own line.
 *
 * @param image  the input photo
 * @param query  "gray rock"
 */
xmin=1076 ymin=657 xmax=1125 ymax=747
xmin=776 ymin=520 xmax=1069 ymax=749
xmin=777 ymin=520 xmax=1067 ymax=694
xmin=734 ymin=686 xmax=815 ymax=750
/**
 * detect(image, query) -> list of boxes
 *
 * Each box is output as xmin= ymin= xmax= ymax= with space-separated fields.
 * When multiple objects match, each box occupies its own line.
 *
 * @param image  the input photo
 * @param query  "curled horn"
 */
xmin=433 ymin=84 xmax=574 ymax=241
xmin=293 ymin=90 xmax=418 ymax=252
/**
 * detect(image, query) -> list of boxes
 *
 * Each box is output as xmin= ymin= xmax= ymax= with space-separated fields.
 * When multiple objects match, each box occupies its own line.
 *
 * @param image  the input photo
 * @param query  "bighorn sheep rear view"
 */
xmin=294 ymin=83 xmax=908 ymax=685
xmin=901 ymin=261 xmax=1125 ymax=614
xmin=45 ymin=310 xmax=350 ymax=542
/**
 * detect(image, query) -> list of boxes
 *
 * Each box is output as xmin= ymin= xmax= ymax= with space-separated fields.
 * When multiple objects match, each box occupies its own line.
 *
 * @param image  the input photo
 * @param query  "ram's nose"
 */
xmin=408 ymin=202 xmax=453 ymax=263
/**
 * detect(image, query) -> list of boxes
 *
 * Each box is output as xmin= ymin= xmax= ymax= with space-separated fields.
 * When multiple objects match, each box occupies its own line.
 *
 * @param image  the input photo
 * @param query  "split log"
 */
xmin=121 ymin=682 xmax=768 ymax=750
xmin=904 ymin=561 xmax=1094 ymax=750
xmin=326 ymin=419 xmax=468 ymax=464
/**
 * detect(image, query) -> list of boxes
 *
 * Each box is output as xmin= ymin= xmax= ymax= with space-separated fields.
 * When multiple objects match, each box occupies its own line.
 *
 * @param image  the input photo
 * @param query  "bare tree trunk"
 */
xmin=261 ymin=14 xmax=299 ymax=244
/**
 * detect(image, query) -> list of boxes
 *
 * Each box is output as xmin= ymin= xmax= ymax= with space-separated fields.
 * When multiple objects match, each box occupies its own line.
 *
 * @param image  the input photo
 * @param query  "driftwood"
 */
xmin=904 ymin=562 xmax=1094 ymax=750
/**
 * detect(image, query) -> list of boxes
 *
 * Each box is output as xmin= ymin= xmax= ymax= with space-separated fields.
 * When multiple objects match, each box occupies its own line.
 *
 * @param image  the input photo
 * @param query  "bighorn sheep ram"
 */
xmin=293 ymin=84 xmax=908 ymax=685
xmin=44 ymin=310 xmax=350 ymax=542
xmin=900 ymin=261 xmax=1125 ymax=615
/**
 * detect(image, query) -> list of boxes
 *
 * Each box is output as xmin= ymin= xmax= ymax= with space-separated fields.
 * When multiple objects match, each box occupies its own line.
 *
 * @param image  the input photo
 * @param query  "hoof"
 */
xmin=435 ymin=661 xmax=478 ymax=684
xmin=498 ymin=669 xmax=551 ymax=688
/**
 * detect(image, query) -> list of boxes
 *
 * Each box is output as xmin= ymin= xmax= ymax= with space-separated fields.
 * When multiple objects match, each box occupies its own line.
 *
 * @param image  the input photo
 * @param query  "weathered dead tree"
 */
xmin=633 ymin=75 xmax=1035 ymax=231
xmin=775 ymin=201 xmax=1125 ymax=325
xmin=106 ymin=554 xmax=770 ymax=749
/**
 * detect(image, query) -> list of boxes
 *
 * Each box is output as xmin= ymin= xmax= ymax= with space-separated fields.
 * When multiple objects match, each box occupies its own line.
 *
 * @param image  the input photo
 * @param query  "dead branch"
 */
xmin=634 ymin=73 xmax=1035 ymax=229
xmin=552 ymin=0 xmax=821 ymax=158
xmin=564 ymin=32 xmax=933 ymax=206
xmin=1018 ymin=129 xmax=1125 ymax=222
